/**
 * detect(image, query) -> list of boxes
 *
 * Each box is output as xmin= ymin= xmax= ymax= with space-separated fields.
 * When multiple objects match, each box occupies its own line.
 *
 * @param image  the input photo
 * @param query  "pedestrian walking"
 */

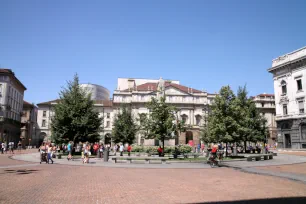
xmin=127 ymin=144 xmax=132 ymax=156
xmin=67 ymin=141 xmax=73 ymax=161
xmin=119 ymin=144 xmax=124 ymax=156
xmin=1 ymin=142 xmax=5 ymax=154
xmin=99 ymin=143 xmax=104 ymax=158
xmin=8 ymin=141 xmax=14 ymax=154
xmin=47 ymin=144 xmax=54 ymax=164
xmin=18 ymin=141 xmax=22 ymax=152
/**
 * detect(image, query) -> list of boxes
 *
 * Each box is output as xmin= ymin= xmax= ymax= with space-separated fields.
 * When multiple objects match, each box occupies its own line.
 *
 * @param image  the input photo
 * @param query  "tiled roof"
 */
xmin=94 ymin=100 xmax=113 ymax=107
xmin=258 ymin=94 xmax=274 ymax=97
xmin=37 ymin=99 xmax=60 ymax=106
xmin=122 ymin=82 xmax=203 ymax=94
xmin=23 ymin=100 xmax=36 ymax=108
xmin=37 ymin=99 xmax=112 ymax=107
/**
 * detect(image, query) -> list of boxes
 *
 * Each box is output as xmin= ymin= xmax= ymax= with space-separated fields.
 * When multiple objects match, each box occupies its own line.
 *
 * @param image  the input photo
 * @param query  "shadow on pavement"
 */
xmin=194 ymin=197 xmax=306 ymax=204
xmin=3 ymin=169 xmax=39 ymax=175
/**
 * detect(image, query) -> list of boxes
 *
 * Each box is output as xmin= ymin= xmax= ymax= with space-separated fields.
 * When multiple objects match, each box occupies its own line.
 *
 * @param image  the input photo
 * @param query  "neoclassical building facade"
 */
xmin=113 ymin=78 xmax=216 ymax=146
xmin=36 ymin=78 xmax=216 ymax=147
xmin=268 ymin=46 xmax=306 ymax=149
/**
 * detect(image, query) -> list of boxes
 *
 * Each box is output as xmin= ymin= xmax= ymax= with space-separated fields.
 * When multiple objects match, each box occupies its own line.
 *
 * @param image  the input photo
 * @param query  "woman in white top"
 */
xmin=47 ymin=144 xmax=54 ymax=164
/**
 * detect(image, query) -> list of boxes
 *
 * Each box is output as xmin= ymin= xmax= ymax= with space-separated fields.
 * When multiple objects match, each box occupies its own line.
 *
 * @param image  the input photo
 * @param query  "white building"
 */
xmin=268 ymin=46 xmax=306 ymax=149
xmin=113 ymin=77 xmax=215 ymax=146
xmin=0 ymin=69 xmax=27 ymax=144
xmin=252 ymin=94 xmax=277 ymax=145
xmin=36 ymin=78 xmax=216 ymax=146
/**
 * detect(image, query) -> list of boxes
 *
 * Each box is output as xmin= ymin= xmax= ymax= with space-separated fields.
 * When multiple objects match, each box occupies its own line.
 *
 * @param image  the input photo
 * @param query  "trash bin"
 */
xmin=104 ymin=148 xmax=109 ymax=162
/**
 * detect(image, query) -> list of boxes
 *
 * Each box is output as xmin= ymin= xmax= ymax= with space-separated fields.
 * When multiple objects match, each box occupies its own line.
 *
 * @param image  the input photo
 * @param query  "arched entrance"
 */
xmin=104 ymin=133 xmax=111 ymax=146
xmin=38 ymin=132 xmax=47 ymax=146
xmin=185 ymin=131 xmax=193 ymax=144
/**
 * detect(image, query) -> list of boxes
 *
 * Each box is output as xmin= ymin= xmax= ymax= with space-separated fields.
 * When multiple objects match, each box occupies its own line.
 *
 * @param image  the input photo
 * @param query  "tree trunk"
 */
xmin=225 ymin=143 xmax=228 ymax=157
xmin=244 ymin=141 xmax=247 ymax=153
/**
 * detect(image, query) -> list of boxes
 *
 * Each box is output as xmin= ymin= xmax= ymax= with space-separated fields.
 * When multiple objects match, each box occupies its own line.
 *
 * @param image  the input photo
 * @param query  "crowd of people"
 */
xmin=38 ymin=141 xmax=134 ymax=164
xmin=1 ymin=141 xmax=23 ymax=154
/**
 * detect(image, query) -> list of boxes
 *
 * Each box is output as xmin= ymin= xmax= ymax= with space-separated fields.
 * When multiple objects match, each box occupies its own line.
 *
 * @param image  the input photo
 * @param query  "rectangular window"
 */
xmin=106 ymin=121 xmax=110 ymax=128
xmin=42 ymin=120 xmax=46 ymax=127
xmin=107 ymin=113 xmax=110 ymax=119
xmin=301 ymin=125 xmax=306 ymax=140
xmin=43 ymin=111 xmax=46 ymax=117
xmin=282 ymin=85 xmax=287 ymax=95
xmin=299 ymin=101 xmax=304 ymax=114
xmin=283 ymin=105 xmax=288 ymax=115
xmin=297 ymin=79 xmax=303 ymax=91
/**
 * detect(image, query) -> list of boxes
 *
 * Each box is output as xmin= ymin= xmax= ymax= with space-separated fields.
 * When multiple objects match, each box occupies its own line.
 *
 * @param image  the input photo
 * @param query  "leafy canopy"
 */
xmin=112 ymin=105 xmax=138 ymax=145
xmin=51 ymin=74 xmax=102 ymax=144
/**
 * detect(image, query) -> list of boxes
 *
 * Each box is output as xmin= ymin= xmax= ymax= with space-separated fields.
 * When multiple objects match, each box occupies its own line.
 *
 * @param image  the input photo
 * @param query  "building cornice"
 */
xmin=268 ymin=46 xmax=306 ymax=72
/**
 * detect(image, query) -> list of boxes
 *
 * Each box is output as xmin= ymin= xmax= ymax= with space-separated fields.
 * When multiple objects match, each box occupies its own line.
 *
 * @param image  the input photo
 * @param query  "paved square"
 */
xmin=1 ymin=151 xmax=306 ymax=203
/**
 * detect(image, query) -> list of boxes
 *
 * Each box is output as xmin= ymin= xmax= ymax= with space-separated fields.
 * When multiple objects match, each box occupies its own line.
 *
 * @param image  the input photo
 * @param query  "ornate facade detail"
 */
xmin=279 ymin=96 xmax=289 ymax=104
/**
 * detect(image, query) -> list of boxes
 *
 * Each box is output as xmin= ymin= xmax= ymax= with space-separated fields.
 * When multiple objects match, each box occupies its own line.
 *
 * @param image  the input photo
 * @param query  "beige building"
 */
xmin=36 ymin=99 xmax=113 ymax=145
xmin=113 ymin=77 xmax=216 ymax=146
xmin=252 ymin=94 xmax=277 ymax=145
xmin=36 ymin=78 xmax=216 ymax=146
xmin=21 ymin=101 xmax=37 ymax=147
xmin=0 ymin=69 xmax=26 ymax=145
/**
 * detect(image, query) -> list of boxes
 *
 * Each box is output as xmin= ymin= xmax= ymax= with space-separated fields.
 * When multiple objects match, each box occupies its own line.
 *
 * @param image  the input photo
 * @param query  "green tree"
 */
xmin=234 ymin=85 xmax=266 ymax=151
xmin=112 ymin=105 xmax=138 ymax=145
xmin=201 ymin=86 xmax=239 ymax=155
xmin=142 ymin=97 xmax=179 ymax=156
xmin=51 ymin=74 xmax=102 ymax=144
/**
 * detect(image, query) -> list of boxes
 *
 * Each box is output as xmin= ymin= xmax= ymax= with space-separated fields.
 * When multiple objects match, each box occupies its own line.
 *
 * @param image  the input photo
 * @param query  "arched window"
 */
xmin=139 ymin=113 xmax=146 ymax=126
xmin=195 ymin=115 xmax=202 ymax=126
xmin=181 ymin=114 xmax=188 ymax=124
xmin=301 ymin=124 xmax=306 ymax=139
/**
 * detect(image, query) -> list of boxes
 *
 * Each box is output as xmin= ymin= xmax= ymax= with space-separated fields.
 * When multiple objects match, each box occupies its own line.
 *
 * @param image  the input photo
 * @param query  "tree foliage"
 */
xmin=234 ymin=86 xmax=266 ymax=149
xmin=142 ymin=97 xmax=185 ymax=154
xmin=202 ymin=86 xmax=239 ymax=143
xmin=201 ymin=85 xmax=267 ymax=146
xmin=51 ymin=74 xmax=102 ymax=144
xmin=112 ymin=105 xmax=138 ymax=145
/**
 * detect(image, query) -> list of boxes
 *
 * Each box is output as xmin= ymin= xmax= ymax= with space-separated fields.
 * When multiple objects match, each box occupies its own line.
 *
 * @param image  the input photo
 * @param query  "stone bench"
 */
xmin=182 ymin=153 xmax=201 ymax=158
xmin=247 ymin=154 xmax=273 ymax=162
xmin=111 ymin=157 xmax=169 ymax=164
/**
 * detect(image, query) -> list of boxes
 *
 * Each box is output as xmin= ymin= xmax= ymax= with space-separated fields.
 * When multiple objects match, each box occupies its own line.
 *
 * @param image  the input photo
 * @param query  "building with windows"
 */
xmin=36 ymin=78 xmax=216 ymax=146
xmin=0 ymin=69 xmax=27 ymax=144
xmin=113 ymin=77 xmax=215 ymax=146
xmin=21 ymin=101 xmax=37 ymax=147
xmin=252 ymin=94 xmax=277 ymax=145
xmin=268 ymin=46 xmax=306 ymax=149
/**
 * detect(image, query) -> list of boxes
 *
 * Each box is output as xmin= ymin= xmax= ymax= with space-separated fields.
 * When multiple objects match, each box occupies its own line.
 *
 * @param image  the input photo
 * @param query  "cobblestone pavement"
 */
xmin=1 ymin=153 xmax=306 ymax=203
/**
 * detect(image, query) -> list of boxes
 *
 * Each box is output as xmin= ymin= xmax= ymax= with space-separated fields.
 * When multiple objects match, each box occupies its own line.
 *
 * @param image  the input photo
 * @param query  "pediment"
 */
xmin=165 ymin=87 xmax=189 ymax=95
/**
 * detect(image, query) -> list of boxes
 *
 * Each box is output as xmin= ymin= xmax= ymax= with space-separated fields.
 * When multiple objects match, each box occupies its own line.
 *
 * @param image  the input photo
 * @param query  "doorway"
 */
xmin=285 ymin=134 xmax=291 ymax=148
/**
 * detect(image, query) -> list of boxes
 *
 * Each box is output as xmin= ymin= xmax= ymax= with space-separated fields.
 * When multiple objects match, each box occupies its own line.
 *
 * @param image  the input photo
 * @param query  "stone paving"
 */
xmin=1 ymin=150 xmax=306 ymax=203
xmin=1 ymin=155 xmax=306 ymax=204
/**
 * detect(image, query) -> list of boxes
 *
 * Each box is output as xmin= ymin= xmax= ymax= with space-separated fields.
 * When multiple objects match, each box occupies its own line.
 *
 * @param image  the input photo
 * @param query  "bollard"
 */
xmin=104 ymin=148 xmax=109 ymax=162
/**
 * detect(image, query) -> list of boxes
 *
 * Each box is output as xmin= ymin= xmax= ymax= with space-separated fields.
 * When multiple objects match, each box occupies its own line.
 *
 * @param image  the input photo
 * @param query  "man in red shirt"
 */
xmin=93 ymin=142 xmax=99 ymax=157
xmin=127 ymin=145 xmax=132 ymax=156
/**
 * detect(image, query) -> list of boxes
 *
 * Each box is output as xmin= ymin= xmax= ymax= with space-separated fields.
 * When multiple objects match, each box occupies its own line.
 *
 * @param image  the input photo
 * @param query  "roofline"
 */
xmin=117 ymin=77 xmax=180 ymax=82
xmin=267 ymin=55 xmax=306 ymax=72
xmin=0 ymin=68 xmax=27 ymax=90
xmin=272 ymin=46 xmax=306 ymax=62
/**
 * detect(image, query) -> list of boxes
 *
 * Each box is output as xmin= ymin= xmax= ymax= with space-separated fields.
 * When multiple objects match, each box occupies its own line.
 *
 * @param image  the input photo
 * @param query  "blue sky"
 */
xmin=1 ymin=0 xmax=305 ymax=104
